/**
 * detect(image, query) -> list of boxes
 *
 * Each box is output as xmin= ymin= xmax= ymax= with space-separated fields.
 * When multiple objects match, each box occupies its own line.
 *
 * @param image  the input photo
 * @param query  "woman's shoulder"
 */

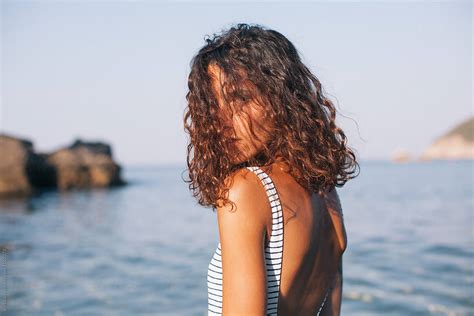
xmin=216 ymin=166 xmax=271 ymax=231
xmin=221 ymin=167 xmax=263 ymax=196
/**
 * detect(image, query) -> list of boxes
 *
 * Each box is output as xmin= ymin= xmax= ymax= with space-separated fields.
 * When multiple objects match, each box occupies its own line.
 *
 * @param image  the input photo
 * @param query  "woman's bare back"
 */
xmin=261 ymin=163 xmax=347 ymax=315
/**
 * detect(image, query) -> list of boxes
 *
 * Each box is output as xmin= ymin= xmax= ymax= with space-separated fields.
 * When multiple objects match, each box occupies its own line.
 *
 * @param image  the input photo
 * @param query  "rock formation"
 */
xmin=391 ymin=149 xmax=412 ymax=163
xmin=0 ymin=134 xmax=126 ymax=198
xmin=419 ymin=117 xmax=474 ymax=160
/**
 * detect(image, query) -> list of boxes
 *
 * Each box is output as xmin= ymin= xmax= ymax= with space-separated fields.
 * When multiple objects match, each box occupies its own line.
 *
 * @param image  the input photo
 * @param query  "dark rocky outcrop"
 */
xmin=0 ymin=134 xmax=126 ymax=198
xmin=0 ymin=135 xmax=35 ymax=196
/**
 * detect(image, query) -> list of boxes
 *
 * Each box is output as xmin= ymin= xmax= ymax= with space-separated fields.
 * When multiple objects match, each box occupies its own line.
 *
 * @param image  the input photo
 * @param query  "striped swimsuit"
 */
xmin=207 ymin=166 xmax=330 ymax=315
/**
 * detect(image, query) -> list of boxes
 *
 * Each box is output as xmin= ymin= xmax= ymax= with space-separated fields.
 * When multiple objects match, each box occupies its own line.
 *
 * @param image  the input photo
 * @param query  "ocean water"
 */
xmin=0 ymin=161 xmax=472 ymax=315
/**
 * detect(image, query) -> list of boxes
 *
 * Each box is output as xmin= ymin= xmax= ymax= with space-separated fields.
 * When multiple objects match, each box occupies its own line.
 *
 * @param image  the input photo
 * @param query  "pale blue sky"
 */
xmin=1 ymin=0 xmax=472 ymax=166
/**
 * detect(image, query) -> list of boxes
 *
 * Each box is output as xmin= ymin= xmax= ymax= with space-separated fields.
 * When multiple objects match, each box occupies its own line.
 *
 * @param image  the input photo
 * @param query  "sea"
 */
xmin=0 ymin=160 xmax=472 ymax=315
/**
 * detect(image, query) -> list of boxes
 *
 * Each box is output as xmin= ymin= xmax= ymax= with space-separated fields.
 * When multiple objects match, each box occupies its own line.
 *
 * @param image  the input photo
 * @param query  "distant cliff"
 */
xmin=420 ymin=117 xmax=474 ymax=160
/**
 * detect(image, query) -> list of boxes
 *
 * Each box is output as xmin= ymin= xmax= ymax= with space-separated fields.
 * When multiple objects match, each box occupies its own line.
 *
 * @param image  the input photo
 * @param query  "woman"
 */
xmin=183 ymin=23 xmax=359 ymax=316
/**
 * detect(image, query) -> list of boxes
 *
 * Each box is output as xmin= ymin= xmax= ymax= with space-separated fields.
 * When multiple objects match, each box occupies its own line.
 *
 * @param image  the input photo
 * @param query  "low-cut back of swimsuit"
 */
xmin=207 ymin=166 xmax=330 ymax=315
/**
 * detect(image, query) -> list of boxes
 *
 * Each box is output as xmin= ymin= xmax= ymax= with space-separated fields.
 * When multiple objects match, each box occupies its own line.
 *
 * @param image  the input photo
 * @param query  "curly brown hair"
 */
xmin=183 ymin=23 xmax=360 ymax=212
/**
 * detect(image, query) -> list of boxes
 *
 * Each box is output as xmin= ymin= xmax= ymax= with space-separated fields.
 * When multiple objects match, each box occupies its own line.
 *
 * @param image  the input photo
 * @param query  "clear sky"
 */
xmin=1 ymin=0 xmax=472 ymax=166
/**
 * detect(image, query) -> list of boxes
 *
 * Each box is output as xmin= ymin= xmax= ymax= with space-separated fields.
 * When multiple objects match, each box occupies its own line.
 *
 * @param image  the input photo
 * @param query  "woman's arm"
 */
xmin=321 ymin=187 xmax=346 ymax=316
xmin=332 ymin=258 xmax=344 ymax=315
xmin=320 ymin=258 xmax=343 ymax=316
xmin=216 ymin=169 xmax=270 ymax=315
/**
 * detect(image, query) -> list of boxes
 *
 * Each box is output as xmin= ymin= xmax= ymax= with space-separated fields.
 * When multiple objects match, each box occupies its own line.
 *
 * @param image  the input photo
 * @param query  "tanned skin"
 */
xmin=209 ymin=64 xmax=347 ymax=316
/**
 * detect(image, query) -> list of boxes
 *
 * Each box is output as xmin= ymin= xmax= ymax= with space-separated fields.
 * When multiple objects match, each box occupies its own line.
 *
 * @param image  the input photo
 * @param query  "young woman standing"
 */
xmin=184 ymin=23 xmax=359 ymax=315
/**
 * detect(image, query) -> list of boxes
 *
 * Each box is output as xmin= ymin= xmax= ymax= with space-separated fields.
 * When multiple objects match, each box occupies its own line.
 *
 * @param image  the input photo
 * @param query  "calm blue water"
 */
xmin=0 ymin=161 xmax=472 ymax=315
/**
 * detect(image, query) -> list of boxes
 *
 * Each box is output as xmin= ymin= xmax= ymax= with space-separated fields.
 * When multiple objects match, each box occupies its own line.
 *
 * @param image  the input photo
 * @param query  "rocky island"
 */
xmin=0 ymin=134 xmax=126 ymax=198
xmin=419 ymin=117 xmax=474 ymax=161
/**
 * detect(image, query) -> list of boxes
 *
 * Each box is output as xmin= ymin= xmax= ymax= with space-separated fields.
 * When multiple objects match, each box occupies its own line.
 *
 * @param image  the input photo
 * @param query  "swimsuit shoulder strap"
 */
xmin=245 ymin=166 xmax=284 ymax=245
xmin=246 ymin=166 xmax=284 ymax=313
xmin=245 ymin=166 xmax=282 ymax=216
